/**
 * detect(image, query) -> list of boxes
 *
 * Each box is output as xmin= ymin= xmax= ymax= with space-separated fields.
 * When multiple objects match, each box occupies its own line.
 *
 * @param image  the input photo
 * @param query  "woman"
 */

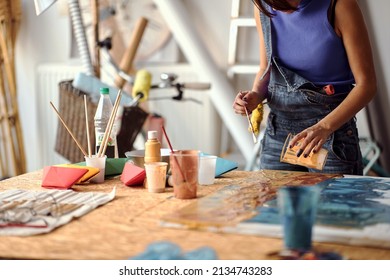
xmin=232 ymin=0 xmax=376 ymax=175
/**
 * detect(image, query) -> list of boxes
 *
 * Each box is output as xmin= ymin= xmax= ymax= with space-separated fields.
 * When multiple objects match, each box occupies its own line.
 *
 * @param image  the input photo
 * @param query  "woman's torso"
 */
xmin=271 ymin=0 xmax=354 ymax=86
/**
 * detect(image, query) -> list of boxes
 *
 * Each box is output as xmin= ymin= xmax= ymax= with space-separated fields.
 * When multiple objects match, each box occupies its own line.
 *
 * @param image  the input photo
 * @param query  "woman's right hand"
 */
xmin=232 ymin=90 xmax=263 ymax=115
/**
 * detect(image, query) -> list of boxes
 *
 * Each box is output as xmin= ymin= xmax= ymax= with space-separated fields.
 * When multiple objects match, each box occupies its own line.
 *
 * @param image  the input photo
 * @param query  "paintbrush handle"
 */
xmin=84 ymin=95 xmax=92 ymax=157
xmin=99 ymin=90 xmax=122 ymax=157
xmin=244 ymin=106 xmax=258 ymax=144
xmin=161 ymin=125 xmax=186 ymax=181
xmin=50 ymin=102 xmax=88 ymax=156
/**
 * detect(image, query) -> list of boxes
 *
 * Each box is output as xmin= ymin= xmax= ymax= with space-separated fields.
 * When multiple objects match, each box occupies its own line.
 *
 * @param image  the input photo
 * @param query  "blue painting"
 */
xmin=249 ymin=177 xmax=390 ymax=228
xmin=161 ymin=172 xmax=390 ymax=248
xmin=234 ymin=177 xmax=390 ymax=248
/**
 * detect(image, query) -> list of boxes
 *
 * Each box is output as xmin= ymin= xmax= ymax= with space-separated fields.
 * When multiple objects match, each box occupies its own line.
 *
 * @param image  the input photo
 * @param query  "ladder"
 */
xmin=227 ymin=0 xmax=258 ymax=78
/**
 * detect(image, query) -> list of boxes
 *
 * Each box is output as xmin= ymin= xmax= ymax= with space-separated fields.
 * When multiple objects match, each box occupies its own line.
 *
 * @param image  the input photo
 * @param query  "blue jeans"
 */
xmin=259 ymin=61 xmax=363 ymax=175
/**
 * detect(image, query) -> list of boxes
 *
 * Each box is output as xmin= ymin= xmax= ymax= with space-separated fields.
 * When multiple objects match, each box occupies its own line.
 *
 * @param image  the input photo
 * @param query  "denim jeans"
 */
xmin=259 ymin=60 xmax=363 ymax=175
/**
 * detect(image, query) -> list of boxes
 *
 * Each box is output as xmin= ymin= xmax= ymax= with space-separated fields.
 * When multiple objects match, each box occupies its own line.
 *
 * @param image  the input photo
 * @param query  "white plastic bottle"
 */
xmin=144 ymin=130 xmax=161 ymax=163
xmin=94 ymin=87 xmax=117 ymax=158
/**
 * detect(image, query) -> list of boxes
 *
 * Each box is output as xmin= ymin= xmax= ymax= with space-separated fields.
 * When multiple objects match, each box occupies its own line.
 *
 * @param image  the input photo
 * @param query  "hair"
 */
xmin=251 ymin=0 xmax=298 ymax=17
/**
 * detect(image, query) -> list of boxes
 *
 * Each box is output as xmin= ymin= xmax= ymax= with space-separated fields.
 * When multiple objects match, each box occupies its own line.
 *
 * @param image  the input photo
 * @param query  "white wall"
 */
xmin=13 ymin=0 xmax=390 ymax=173
xmin=358 ymin=0 xmax=390 ymax=171
xmin=360 ymin=0 xmax=390 ymax=103
xmin=16 ymin=0 xmax=70 ymax=173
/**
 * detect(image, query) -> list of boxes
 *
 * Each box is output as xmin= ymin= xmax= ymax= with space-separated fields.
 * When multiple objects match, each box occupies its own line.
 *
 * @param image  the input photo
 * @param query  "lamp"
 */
xmin=34 ymin=0 xmax=58 ymax=15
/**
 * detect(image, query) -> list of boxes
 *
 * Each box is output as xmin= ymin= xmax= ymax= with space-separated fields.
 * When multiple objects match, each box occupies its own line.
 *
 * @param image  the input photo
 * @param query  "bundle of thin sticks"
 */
xmin=97 ymin=90 xmax=122 ymax=157
xmin=0 ymin=0 xmax=26 ymax=178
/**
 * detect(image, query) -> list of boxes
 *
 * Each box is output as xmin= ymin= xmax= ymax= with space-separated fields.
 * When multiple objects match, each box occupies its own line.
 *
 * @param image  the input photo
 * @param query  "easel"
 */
xmin=0 ymin=0 xmax=26 ymax=178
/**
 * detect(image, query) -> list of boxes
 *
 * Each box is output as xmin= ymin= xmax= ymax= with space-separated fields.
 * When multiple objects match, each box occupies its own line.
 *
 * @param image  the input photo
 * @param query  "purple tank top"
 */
xmin=271 ymin=0 xmax=355 ymax=85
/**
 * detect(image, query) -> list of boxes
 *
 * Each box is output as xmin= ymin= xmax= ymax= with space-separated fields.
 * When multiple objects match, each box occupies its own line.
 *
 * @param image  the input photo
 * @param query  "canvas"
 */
xmin=161 ymin=170 xmax=390 ymax=249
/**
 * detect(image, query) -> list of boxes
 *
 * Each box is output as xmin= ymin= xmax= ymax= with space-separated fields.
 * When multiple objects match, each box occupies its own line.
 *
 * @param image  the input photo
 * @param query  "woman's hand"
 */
xmin=289 ymin=123 xmax=333 ymax=157
xmin=233 ymin=91 xmax=263 ymax=115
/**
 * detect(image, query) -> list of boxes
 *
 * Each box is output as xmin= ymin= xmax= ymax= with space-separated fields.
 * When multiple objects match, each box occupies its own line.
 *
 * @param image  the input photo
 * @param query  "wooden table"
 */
xmin=1 ymin=170 xmax=390 ymax=260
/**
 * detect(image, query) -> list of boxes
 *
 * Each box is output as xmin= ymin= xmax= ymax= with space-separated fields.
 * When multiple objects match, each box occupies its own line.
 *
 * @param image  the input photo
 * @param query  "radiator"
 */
xmin=36 ymin=63 xmax=220 ymax=167
xmin=37 ymin=63 xmax=83 ymax=167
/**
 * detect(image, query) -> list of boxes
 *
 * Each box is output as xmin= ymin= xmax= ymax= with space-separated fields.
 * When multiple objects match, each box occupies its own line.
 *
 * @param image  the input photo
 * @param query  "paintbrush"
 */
xmin=50 ymin=101 xmax=88 ymax=156
xmin=161 ymin=125 xmax=191 ymax=191
xmin=244 ymin=106 xmax=258 ymax=144
xmin=97 ymin=89 xmax=122 ymax=157
xmin=84 ymin=95 xmax=92 ymax=157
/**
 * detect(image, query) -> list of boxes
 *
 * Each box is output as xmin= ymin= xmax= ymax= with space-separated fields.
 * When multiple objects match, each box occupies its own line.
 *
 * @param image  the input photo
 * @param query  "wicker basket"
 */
xmin=55 ymin=80 xmax=148 ymax=162
xmin=55 ymin=80 xmax=97 ymax=163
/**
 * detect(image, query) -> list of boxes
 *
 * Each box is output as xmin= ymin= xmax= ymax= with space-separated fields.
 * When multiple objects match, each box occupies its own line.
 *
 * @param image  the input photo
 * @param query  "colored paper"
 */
xmin=215 ymin=156 xmax=238 ymax=177
xmin=41 ymin=166 xmax=88 ymax=189
xmin=76 ymin=157 xmax=127 ymax=177
xmin=121 ymin=162 xmax=146 ymax=186
xmin=55 ymin=164 xmax=100 ymax=183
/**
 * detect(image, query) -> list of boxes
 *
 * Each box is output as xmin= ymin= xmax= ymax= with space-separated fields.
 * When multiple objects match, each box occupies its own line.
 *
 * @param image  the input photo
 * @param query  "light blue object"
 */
xmin=72 ymin=72 xmax=132 ymax=105
xmin=215 ymin=156 xmax=238 ymax=177
xmin=200 ymin=152 xmax=238 ymax=177
xmin=130 ymin=241 xmax=218 ymax=260
xmin=184 ymin=246 xmax=218 ymax=260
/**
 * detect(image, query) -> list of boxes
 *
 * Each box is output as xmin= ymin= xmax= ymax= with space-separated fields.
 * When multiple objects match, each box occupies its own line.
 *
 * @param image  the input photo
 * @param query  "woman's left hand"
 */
xmin=289 ymin=124 xmax=333 ymax=157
